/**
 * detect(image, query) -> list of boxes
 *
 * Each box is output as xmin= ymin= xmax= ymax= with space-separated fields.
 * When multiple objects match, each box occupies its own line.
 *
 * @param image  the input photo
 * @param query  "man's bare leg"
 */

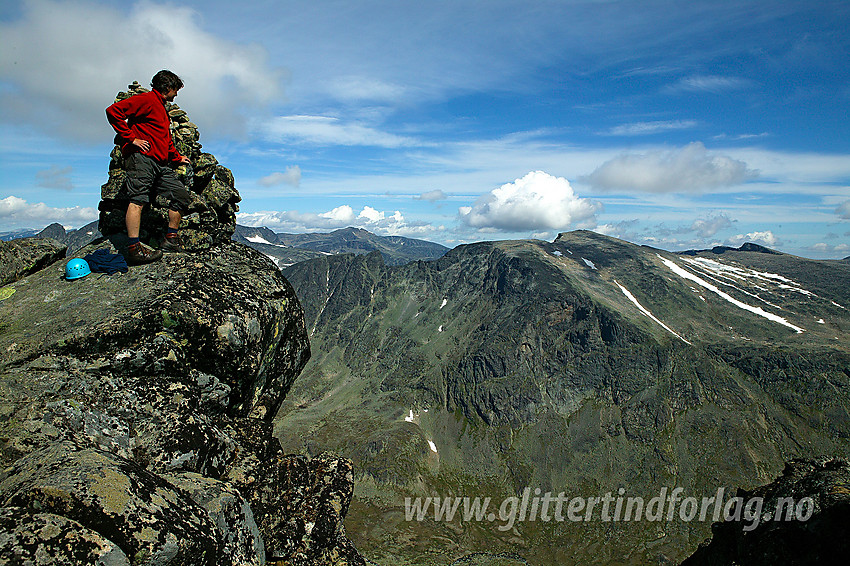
xmin=167 ymin=209 xmax=182 ymax=231
xmin=126 ymin=202 xmax=144 ymax=239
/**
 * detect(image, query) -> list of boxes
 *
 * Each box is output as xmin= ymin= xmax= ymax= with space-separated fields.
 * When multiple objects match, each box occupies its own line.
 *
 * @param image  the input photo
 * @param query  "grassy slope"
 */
xmin=277 ymin=233 xmax=850 ymax=565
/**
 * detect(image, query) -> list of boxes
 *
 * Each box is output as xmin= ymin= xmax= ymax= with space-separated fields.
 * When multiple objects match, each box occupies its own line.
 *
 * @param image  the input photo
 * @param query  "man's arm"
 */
xmin=106 ymin=95 xmax=155 ymax=153
xmin=105 ymin=97 xmax=139 ymax=147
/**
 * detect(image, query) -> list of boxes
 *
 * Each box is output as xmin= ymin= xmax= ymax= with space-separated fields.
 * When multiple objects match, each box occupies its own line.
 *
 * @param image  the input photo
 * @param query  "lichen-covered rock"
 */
xmin=1 ymin=443 xmax=222 ymax=565
xmin=225 ymin=424 xmax=365 ymax=564
xmin=1 ymin=241 xmax=308 ymax=419
xmin=0 ymin=237 xmax=67 ymax=286
xmin=161 ymin=472 xmax=265 ymax=566
xmin=0 ymin=239 xmax=365 ymax=564
xmin=681 ymin=457 xmax=850 ymax=566
xmin=98 ymin=81 xmax=241 ymax=254
xmin=0 ymin=506 xmax=130 ymax=565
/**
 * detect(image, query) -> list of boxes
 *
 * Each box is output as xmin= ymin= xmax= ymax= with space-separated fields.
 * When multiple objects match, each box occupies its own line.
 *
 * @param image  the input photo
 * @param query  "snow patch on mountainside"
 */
xmin=681 ymin=256 xmax=817 ymax=299
xmin=659 ymin=255 xmax=805 ymax=333
xmin=247 ymin=234 xmax=274 ymax=245
xmin=615 ymin=280 xmax=691 ymax=344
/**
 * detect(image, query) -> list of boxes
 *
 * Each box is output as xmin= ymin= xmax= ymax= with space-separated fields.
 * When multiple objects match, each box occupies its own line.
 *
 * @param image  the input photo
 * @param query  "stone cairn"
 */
xmin=98 ymin=81 xmax=241 ymax=252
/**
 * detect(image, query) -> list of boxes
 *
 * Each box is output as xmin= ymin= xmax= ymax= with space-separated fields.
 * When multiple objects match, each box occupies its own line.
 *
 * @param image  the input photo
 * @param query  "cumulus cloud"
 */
xmin=725 ymin=230 xmax=780 ymax=248
xmin=809 ymin=242 xmax=850 ymax=254
xmin=0 ymin=0 xmax=284 ymax=141
xmin=0 ymin=195 xmax=97 ymax=229
xmin=261 ymin=115 xmax=414 ymax=147
xmin=583 ymin=142 xmax=758 ymax=193
xmin=35 ymin=165 xmax=74 ymax=191
xmin=837 ymin=200 xmax=850 ymax=220
xmin=258 ymin=166 xmax=301 ymax=187
xmin=594 ymin=220 xmax=641 ymax=240
xmin=416 ymin=190 xmax=447 ymax=202
xmin=689 ymin=213 xmax=735 ymax=238
xmin=237 ymin=204 xmax=436 ymax=237
xmin=458 ymin=171 xmax=600 ymax=232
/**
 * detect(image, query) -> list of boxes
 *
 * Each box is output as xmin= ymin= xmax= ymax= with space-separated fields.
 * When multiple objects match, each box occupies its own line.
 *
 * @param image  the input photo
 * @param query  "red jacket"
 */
xmin=106 ymin=90 xmax=184 ymax=163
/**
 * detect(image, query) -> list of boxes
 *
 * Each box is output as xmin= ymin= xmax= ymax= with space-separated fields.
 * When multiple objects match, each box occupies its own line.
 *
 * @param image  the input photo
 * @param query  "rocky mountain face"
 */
xmin=0 ymin=82 xmax=367 ymax=565
xmin=0 ymin=238 xmax=367 ymax=565
xmin=278 ymin=230 xmax=850 ymax=565
xmin=235 ymin=226 xmax=450 ymax=267
xmin=681 ymin=457 xmax=849 ymax=566
xmin=34 ymin=221 xmax=102 ymax=255
xmin=0 ymin=237 xmax=67 ymax=287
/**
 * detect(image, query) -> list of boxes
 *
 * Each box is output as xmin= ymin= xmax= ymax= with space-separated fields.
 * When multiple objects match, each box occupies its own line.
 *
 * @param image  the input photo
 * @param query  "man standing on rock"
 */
xmin=106 ymin=70 xmax=191 ymax=264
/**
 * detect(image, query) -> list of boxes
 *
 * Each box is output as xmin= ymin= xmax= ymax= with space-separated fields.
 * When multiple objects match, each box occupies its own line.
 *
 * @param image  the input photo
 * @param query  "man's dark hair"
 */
xmin=151 ymin=70 xmax=184 ymax=93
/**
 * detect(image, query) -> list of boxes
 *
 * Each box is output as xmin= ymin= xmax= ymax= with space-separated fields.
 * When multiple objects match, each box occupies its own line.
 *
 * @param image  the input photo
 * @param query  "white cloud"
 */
xmin=416 ymin=190 xmax=447 ymax=202
xmin=0 ymin=195 xmax=97 ymax=229
xmin=725 ymin=230 xmax=780 ymax=248
xmin=458 ymin=171 xmax=600 ymax=232
xmin=261 ymin=115 xmax=414 ymax=147
xmin=584 ymin=142 xmax=759 ymax=193
xmin=594 ymin=220 xmax=641 ymax=241
xmin=809 ymin=242 xmax=849 ymax=255
xmin=606 ymin=120 xmax=698 ymax=136
xmin=837 ymin=200 xmax=850 ymax=220
xmin=258 ymin=166 xmax=301 ymax=187
xmin=689 ymin=213 xmax=735 ymax=238
xmin=326 ymin=76 xmax=406 ymax=103
xmin=358 ymin=206 xmax=384 ymax=223
xmin=0 ymin=0 xmax=284 ymax=141
xmin=319 ymin=205 xmax=357 ymax=224
xmin=237 ymin=204 xmax=437 ymax=237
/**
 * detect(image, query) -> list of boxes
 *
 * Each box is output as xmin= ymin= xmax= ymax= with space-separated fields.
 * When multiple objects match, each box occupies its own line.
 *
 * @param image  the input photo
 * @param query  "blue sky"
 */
xmin=1 ymin=0 xmax=849 ymax=258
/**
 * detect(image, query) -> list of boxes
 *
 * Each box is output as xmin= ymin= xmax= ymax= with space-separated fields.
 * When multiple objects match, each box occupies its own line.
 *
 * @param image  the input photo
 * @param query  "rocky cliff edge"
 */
xmin=0 ymin=238 xmax=365 ymax=565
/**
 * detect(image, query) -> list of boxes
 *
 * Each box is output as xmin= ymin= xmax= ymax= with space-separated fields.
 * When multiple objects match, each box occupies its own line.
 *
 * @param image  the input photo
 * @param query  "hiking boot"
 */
xmin=127 ymin=242 xmax=163 ymax=265
xmin=160 ymin=233 xmax=184 ymax=253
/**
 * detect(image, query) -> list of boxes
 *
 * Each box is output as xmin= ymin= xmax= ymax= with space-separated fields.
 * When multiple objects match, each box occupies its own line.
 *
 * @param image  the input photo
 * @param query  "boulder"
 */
xmin=0 ymin=237 xmax=67 ymax=286
xmin=0 ymin=506 xmax=130 ymax=565
xmin=0 ymin=240 xmax=365 ymax=564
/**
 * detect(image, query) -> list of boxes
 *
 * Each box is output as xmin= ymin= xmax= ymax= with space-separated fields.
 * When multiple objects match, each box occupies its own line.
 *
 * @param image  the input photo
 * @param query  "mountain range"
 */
xmin=232 ymin=225 xmax=450 ymax=267
xmin=3 ymin=221 xmax=848 ymax=563
xmin=0 ymin=221 xmax=101 ymax=253
xmin=1 ymin=223 xmax=451 ymax=267
xmin=276 ymin=229 xmax=850 ymax=565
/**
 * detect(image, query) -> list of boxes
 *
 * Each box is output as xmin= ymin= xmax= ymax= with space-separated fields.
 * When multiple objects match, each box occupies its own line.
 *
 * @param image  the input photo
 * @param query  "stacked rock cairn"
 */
xmin=98 ymin=81 xmax=241 ymax=252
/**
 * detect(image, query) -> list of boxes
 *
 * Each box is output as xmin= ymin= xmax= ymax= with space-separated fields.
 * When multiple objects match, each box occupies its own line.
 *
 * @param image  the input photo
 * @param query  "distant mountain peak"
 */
xmin=334 ymin=226 xmax=370 ymax=234
xmin=680 ymin=242 xmax=783 ymax=256
xmin=233 ymin=224 xmax=448 ymax=267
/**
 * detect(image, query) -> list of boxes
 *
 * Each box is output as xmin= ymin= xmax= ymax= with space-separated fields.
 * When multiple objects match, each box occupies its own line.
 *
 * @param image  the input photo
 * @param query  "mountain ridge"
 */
xmin=277 ymin=229 xmax=850 ymax=564
xmin=234 ymin=225 xmax=450 ymax=267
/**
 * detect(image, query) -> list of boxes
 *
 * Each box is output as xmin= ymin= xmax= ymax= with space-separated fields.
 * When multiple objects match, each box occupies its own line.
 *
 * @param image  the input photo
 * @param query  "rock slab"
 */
xmin=0 ymin=240 xmax=365 ymax=565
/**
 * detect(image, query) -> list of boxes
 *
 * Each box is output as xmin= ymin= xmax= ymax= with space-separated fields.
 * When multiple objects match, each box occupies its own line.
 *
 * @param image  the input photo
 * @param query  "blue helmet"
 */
xmin=65 ymin=258 xmax=91 ymax=280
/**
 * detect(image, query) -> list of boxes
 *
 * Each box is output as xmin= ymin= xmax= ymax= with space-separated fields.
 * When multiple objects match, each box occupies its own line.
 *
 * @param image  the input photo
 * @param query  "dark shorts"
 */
xmin=122 ymin=152 xmax=191 ymax=213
